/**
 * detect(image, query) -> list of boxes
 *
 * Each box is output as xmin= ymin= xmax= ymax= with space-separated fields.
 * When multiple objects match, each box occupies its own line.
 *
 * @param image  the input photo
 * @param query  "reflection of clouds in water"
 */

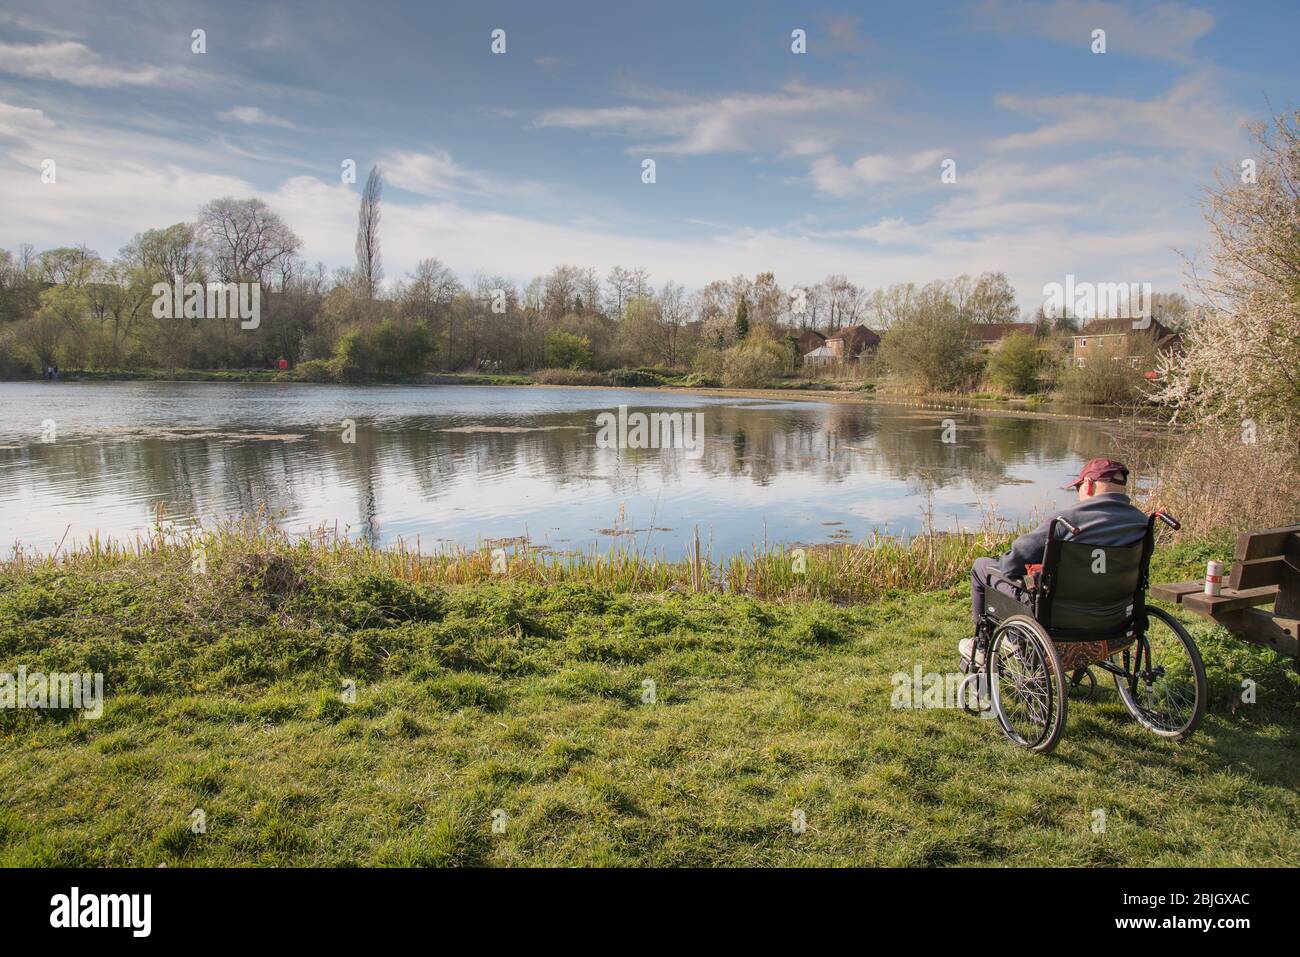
xmin=0 ymin=381 xmax=1170 ymax=556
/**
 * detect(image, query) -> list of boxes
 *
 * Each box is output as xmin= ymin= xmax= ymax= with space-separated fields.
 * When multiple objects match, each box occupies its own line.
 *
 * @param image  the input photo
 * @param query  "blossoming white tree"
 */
xmin=1153 ymin=110 xmax=1300 ymax=431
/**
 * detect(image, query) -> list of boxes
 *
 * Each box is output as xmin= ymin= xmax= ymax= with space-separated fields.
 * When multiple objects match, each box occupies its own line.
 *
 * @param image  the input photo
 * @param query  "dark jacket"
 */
xmin=996 ymin=492 xmax=1148 ymax=579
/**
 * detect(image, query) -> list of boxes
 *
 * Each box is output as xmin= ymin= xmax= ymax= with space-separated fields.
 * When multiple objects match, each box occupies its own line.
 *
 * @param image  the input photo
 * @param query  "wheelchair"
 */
xmin=959 ymin=510 xmax=1207 ymax=754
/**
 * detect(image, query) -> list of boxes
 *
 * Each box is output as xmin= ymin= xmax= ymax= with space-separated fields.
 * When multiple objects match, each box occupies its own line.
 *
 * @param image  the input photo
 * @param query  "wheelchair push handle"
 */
xmin=1052 ymin=516 xmax=1081 ymax=538
xmin=1152 ymin=509 xmax=1181 ymax=531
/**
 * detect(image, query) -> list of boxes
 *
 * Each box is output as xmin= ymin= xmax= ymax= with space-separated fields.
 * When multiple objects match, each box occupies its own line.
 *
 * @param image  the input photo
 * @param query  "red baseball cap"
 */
xmin=1065 ymin=458 xmax=1129 ymax=489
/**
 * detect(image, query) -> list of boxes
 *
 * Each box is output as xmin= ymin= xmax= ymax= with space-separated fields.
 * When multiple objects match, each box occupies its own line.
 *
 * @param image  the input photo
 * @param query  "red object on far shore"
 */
xmin=1143 ymin=370 xmax=1159 ymax=380
xmin=278 ymin=358 xmax=289 ymax=371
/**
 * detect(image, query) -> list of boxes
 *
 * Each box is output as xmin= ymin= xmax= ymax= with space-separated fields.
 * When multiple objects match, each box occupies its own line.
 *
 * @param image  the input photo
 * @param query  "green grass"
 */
xmin=0 ymin=528 xmax=1295 ymax=867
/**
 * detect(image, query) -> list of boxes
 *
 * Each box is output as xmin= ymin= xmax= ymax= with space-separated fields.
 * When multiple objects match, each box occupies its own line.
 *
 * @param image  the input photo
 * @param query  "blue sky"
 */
xmin=1 ymin=0 xmax=1296 ymax=308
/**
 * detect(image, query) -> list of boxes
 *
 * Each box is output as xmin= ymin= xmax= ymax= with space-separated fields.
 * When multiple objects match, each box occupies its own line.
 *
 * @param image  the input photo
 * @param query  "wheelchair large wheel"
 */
xmin=1113 ymin=606 xmax=1206 ymax=741
xmin=989 ymin=615 xmax=1068 ymax=754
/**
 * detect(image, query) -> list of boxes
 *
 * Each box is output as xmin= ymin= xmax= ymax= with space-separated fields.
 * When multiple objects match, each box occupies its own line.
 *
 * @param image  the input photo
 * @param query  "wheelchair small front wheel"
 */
xmin=1069 ymin=667 xmax=1098 ymax=700
xmin=958 ymin=671 xmax=991 ymax=715
xmin=1114 ymin=606 xmax=1206 ymax=741
xmin=989 ymin=615 xmax=1067 ymax=754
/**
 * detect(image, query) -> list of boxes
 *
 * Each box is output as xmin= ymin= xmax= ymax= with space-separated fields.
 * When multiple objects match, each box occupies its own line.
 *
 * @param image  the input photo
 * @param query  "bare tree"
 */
xmin=543 ymin=265 xmax=587 ymax=320
xmin=749 ymin=271 xmax=782 ymax=329
xmin=196 ymin=197 xmax=300 ymax=365
xmin=355 ymin=165 xmax=384 ymax=299
xmin=787 ymin=281 xmax=825 ymax=330
xmin=658 ymin=281 xmax=688 ymax=366
xmin=471 ymin=274 xmax=519 ymax=370
xmin=696 ymin=279 xmax=734 ymax=348
xmin=824 ymin=274 xmax=864 ymax=330
xmin=604 ymin=265 xmax=649 ymax=318
xmin=402 ymin=257 xmax=461 ymax=328
xmin=966 ymin=271 xmax=1019 ymax=324
xmin=16 ymin=243 xmax=37 ymax=275
xmin=1149 ymin=291 xmax=1194 ymax=331
xmin=865 ymin=282 xmax=916 ymax=330
xmin=198 ymin=197 xmax=301 ymax=283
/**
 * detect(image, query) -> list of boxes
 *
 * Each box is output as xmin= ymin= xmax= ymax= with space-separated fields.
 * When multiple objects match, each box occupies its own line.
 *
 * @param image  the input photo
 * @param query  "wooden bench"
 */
xmin=1150 ymin=524 xmax=1299 ymax=661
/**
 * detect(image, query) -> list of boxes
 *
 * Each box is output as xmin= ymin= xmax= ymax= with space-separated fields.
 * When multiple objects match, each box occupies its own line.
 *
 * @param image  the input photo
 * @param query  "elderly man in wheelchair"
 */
xmin=958 ymin=458 xmax=1207 ymax=753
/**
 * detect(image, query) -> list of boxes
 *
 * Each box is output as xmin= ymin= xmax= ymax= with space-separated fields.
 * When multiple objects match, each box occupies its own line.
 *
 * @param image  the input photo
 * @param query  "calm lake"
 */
xmin=0 ymin=381 xmax=1155 ymax=559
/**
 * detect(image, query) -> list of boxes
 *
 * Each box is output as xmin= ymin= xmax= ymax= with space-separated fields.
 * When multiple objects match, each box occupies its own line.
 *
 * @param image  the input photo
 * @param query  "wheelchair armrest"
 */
xmin=984 ymin=577 xmax=1033 ymax=622
xmin=988 ymin=566 xmax=1041 ymax=601
xmin=987 ymin=568 xmax=1027 ymax=589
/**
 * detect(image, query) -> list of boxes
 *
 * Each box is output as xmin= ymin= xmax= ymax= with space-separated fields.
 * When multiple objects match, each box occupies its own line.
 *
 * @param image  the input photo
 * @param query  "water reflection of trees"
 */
xmin=10 ymin=398 xmax=1158 ymax=539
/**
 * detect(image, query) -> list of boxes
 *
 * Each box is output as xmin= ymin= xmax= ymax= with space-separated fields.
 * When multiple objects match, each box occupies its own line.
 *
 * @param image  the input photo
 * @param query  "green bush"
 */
xmin=0 ymin=328 xmax=32 ymax=377
xmin=292 ymin=358 xmax=341 ymax=383
xmin=607 ymin=368 xmax=665 ymax=387
xmin=986 ymin=332 xmax=1042 ymax=394
xmin=720 ymin=332 xmax=786 ymax=388
xmin=878 ymin=296 xmax=980 ymax=391
xmin=333 ymin=319 xmax=434 ymax=379
xmin=543 ymin=331 xmax=593 ymax=371
xmin=676 ymin=372 xmax=719 ymax=389
xmin=532 ymin=368 xmax=608 ymax=386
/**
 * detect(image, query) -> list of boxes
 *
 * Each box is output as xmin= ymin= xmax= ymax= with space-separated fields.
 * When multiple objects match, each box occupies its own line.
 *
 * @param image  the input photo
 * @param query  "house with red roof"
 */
xmin=824 ymin=325 xmax=881 ymax=362
xmin=970 ymin=322 xmax=1038 ymax=351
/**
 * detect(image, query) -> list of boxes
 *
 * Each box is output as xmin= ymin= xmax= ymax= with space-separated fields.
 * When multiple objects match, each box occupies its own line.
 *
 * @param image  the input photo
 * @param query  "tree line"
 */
xmin=0 ymin=160 xmax=1231 ymax=403
xmin=0 ymin=161 xmax=1071 ymax=384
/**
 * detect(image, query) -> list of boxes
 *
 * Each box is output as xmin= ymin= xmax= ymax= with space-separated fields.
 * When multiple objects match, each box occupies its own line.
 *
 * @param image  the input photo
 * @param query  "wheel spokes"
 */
xmin=1134 ymin=626 xmax=1200 ymax=731
xmin=995 ymin=630 xmax=1054 ymax=742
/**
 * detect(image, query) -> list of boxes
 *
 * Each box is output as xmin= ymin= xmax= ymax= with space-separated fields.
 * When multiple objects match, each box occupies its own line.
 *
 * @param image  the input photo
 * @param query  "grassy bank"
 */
xmin=1 ymin=526 xmax=1296 ymax=866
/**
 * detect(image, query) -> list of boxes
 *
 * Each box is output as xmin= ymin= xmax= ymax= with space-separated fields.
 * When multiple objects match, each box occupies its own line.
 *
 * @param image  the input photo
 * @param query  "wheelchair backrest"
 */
xmin=1039 ymin=537 xmax=1147 ymax=638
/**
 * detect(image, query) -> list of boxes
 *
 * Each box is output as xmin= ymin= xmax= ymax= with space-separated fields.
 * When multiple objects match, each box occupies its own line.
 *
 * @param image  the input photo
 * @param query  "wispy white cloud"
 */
xmin=534 ymin=80 xmax=881 ymax=156
xmin=992 ymin=74 xmax=1246 ymax=154
xmin=0 ymin=40 xmax=162 ymax=87
xmin=381 ymin=149 xmax=477 ymax=194
xmin=822 ymin=149 xmax=1198 ymax=243
xmin=0 ymin=100 xmax=54 ymax=137
xmin=216 ymin=106 xmax=297 ymax=129
xmin=973 ymin=0 xmax=1215 ymax=63
xmin=3 ymin=158 xmax=251 ymax=247
xmin=0 ymin=10 xmax=83 ymax=38
xmin=380 ymin=149 xmax=547 ymax=201
xmin=833 ymin=200 xmax=1087 ymax=246
xmin=0 ymin=102 xmax=278 ymax=246
xmin=808 ymin=148 xmax=950 ymax=197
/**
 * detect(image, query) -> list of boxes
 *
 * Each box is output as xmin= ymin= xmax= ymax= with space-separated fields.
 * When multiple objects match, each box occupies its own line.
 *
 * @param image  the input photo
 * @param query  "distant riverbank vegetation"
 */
xmin=0 ymin=227 xmax=1186 ymax=407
